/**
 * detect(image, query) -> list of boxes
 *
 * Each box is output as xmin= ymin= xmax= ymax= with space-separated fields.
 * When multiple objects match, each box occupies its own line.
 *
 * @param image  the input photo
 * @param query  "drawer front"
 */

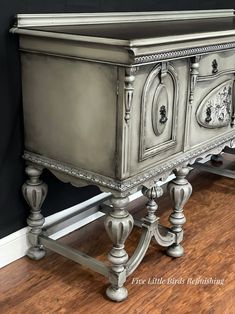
xmin=129 ymin=59 xmax=188 ymax=175
xmin=189 ymin=74 xmax=235 ymax=148
xmin=199 ymin=51 xmax=235 ymax=78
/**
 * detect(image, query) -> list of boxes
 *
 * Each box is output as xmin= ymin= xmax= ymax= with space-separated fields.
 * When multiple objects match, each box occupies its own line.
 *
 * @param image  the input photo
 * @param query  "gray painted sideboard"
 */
xmin=11 ymin=10 xmax=235 ymax=301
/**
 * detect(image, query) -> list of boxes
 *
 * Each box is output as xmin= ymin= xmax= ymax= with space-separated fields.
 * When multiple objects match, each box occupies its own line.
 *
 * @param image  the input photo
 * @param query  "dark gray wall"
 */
xmin=0 ymin=0 xmax=234 ymax=238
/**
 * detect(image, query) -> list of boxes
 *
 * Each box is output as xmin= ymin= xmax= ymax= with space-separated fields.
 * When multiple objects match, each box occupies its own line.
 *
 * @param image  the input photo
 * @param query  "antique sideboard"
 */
xmin=11 ymin=10 xmax=235 ymax=301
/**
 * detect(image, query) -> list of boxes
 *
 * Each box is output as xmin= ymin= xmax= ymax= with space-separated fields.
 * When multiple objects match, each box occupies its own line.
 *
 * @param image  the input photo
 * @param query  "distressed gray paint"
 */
xmin=13 ymin=11 xmax=235 ymax=301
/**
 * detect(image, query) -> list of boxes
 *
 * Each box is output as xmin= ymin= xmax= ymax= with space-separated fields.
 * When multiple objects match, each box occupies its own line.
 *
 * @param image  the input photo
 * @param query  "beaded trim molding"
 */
xmin=23 ymin=132 xmax=235 ymax=192
xmin=134 ymin=43 xmax=235 ymax=64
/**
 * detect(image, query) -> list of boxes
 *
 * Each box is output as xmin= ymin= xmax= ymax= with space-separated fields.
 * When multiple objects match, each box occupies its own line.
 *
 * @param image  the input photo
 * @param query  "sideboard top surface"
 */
xmin=26 ymin=17 xmax=235 ymax=42
xmin=11 ymin=10 xmax=235 ymax=46
xmin=11 ymin=10 xmax=235 ymax=65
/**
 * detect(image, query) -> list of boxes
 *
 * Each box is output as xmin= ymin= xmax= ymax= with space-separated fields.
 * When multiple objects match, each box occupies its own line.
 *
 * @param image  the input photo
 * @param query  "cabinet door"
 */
xmin=128 ymin=59 xmax=188 ymax=176
xmin=139 ymin=63 xmax=179 ymax=161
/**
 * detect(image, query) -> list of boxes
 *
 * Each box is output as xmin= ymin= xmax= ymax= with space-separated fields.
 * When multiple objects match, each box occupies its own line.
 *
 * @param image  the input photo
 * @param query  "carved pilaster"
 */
xmin=142 ymin=185 xmax=163 ymax=223
xmin=22 ymin=165 xmax=48 ymax=260
xmin=120 ymin=67 xmax=138 ymax=177
xmin=166 ymin=167 xmax=192 ymax=258
xmin=104 ymin=196 xmax=134 ymax=302
xmin=184 ymin=56 xmax=200 ymax=150
xmin=124 ymin=67 xmax=138 ymax=123
xmin=231 ymin=78 xmax=235 ymax=127
xmin=189 ymin=56 xmax=200 ymax=104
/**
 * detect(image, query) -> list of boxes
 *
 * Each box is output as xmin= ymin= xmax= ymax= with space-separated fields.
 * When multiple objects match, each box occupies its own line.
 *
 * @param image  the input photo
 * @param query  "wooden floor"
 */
xmin=0 ymin=157 xmax=235 ymax=314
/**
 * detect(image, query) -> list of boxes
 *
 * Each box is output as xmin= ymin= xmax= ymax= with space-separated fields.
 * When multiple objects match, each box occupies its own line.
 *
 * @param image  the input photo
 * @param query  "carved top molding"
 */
xmin=134 ymin=43 xmax=235 ymax=64
xmin=11 ymin=11 xmax=235 ymax=67
xmin=23 ymin=132 xmax=235 ymax=193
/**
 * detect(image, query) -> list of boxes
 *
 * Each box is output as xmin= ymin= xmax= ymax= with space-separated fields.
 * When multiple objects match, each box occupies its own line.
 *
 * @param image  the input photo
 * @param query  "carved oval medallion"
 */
xmin=152 ymin=84 xmax=169 ymax=135
xmin=196 ymin=80 xmax=233 ymax=129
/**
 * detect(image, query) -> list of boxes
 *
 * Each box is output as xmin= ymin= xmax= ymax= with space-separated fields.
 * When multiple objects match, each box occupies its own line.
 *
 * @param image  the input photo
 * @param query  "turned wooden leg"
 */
xmin=142 ymin=185 xmax=163 ymax=223
xmin=211 ymin=154 xmax=223 ymax=163
xmin=104 ymin=196 xmax=134 ymax=302
xmin=166 ymin=167 xmax=192 ymax=258
xmin=22 ymin=165 xmax=48 ymax=260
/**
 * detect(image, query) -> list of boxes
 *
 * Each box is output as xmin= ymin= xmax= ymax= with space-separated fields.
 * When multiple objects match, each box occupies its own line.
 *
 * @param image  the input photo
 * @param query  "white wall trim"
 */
xmin=0 ymin=227 xmax=29 ymax=268
xmin=0 ymin=193 xmax=108 ymax=268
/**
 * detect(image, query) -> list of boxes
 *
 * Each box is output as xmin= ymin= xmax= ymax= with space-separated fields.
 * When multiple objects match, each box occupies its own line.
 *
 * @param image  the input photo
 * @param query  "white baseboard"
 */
xmin=0 ymin=227 xmax=29 ymax=269
xmin=0 ymin=193 xmax=108 ymax=269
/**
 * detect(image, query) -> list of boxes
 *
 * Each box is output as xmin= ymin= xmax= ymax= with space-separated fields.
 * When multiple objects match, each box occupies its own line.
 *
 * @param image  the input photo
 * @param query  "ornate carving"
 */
xmin=22 ymin=165 xmax=48 ymax=260
xmin=134 ymin=42 xmax=235 ymax=64
xmin=104 ymin=196 xmax=134 ymax=301
xmin=23 ymin=133 xmax=235 ymax=193
xmin=189 ymin=56 xmax=201 ymax=104
xmin=212 ymin=59 xmax=218 ymax=74
xmin=166 ymin=167 xmax=192 ymax=258
xmin=196 ymin=80 xmax=233 ymax=128
xmin=124 ymin=67 xmax=138 ymax=123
